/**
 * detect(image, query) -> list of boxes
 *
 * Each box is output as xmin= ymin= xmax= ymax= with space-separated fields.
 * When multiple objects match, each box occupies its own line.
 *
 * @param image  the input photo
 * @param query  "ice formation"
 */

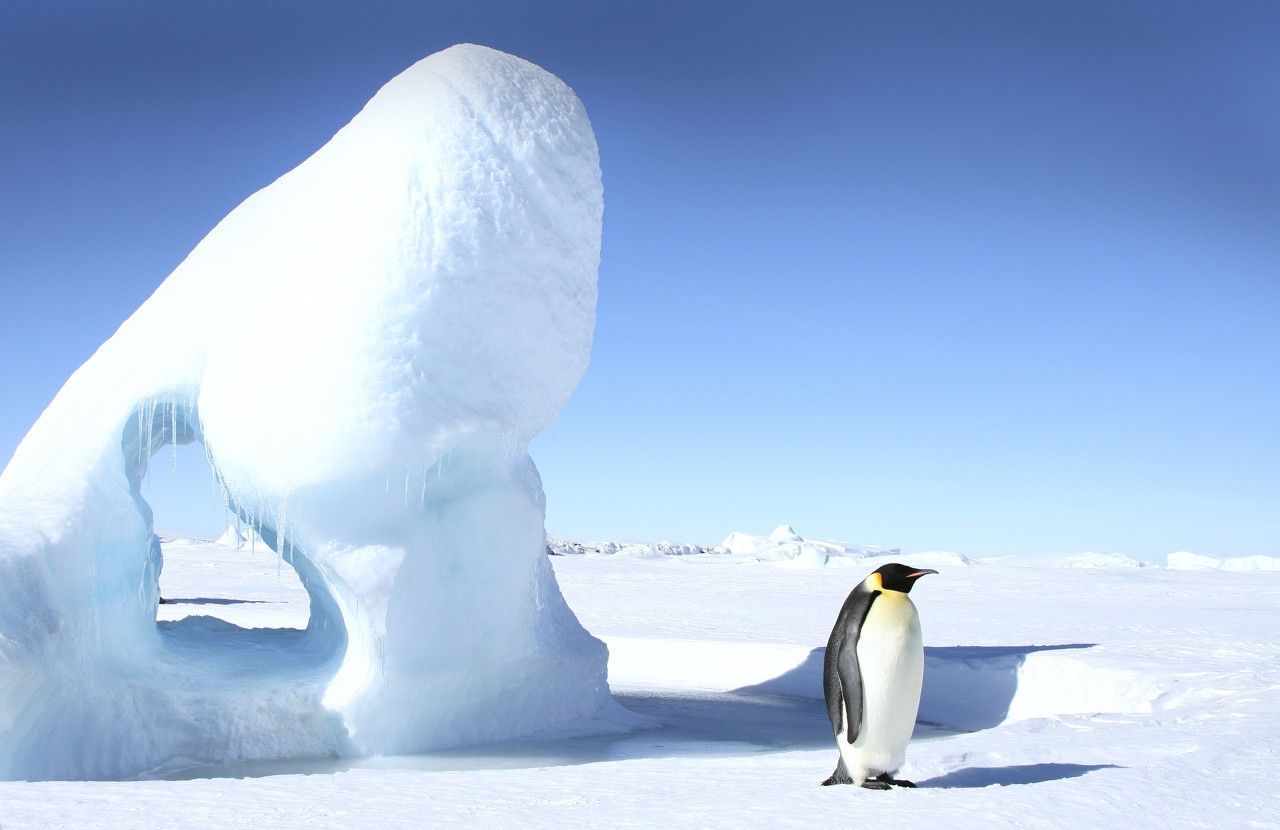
xmin=719 ymin=524 xmax=900 ymax=565
xmin=0 ymin=44 xmax=609 ymax=780
xmin=546 ymin=535 xmax=717 ymax=557
xmin=1166 ymin=551 xmax=1280 ymax=571
xmin=212 ymin=523 xmax=269 ymax=551
xmin=545 ymin=526 xmax=907 ymax=564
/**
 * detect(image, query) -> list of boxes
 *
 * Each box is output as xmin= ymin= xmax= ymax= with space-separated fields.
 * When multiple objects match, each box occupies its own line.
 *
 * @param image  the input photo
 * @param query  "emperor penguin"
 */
xmin=822 ymin=563 xmax=936 ymax=789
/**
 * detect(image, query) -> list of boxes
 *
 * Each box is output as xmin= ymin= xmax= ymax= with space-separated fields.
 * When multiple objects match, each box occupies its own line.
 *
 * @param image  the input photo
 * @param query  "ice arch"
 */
xmin=0 ymin=44 xmax=609 ymax=780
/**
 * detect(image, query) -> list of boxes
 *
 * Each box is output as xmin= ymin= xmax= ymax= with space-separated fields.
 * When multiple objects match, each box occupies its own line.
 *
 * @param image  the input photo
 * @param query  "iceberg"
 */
xmin=720 ymin=524 xmax=900 ymax=565
xmin=1166 ymin=551 xmax=1280 ymax=571
xmin=0 ymin=44 xmax=609 ymax=779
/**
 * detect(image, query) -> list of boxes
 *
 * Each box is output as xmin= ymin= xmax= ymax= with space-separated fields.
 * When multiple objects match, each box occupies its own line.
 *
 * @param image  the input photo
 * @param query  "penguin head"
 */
xmin=870 ymin=563 xmax=937 ymax=593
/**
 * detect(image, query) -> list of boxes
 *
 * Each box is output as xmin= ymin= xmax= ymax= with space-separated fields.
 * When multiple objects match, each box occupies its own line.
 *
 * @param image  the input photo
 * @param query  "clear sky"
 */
xmin=1 ymin=1 xmax=1276 ymax=560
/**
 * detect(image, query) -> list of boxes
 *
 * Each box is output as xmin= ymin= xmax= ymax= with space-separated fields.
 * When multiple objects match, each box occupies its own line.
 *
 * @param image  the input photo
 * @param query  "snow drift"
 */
xmin=0 ymin=44 xmax=609 ymax=779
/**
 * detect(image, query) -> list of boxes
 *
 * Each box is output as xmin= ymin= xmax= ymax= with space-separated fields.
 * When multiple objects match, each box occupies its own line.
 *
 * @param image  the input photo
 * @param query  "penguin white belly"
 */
xmin=837 ymin=592 xmax=924 ymax=780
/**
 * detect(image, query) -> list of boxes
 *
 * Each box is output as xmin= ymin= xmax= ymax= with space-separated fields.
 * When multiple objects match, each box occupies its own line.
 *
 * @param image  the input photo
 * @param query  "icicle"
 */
xmin=143 ymin=398 xmax=153 ymax=466
xmin=170 ymin=402 xmax=178 ymax=475
xmin=135 ymin=399 xmax=145 ymax=467
xmin=209 ymin=452 xmax=220 ymax=506
xmin=418 ymin=457 xmax=428 ymax=509
xmin=277 ymin=493 xmax=290 ymax=568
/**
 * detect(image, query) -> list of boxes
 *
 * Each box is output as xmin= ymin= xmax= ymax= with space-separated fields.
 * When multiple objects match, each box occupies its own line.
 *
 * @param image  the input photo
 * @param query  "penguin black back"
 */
xmin=823 ymin=577 xmax=879 ymax=744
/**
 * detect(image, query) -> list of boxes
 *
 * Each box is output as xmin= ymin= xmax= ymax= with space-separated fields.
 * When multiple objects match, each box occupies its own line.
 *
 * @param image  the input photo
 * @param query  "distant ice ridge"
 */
xmin=721 ymin=524 xmax=900 ymax=566
xmin=546 ymin=535 xmax=715 ymax=558
xmin=1166 ymin=551 xmax=1280 ymax=571
xmin=0 ymin=44 xmax=609 ymax=779
xmin=548 ymin=524 xmax=906 ymax=567
xmin=548 ymin=532 xmax=1279 ymax=574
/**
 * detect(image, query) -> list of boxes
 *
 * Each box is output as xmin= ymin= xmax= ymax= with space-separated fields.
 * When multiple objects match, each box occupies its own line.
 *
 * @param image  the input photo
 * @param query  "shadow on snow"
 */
xmin=919 ymin=763 xmax=1122 ymax=788
xmin=734 ymin=643 xmax=1098 ymax=732
xmin=153 ymin=641 xmax=1102 ymax=780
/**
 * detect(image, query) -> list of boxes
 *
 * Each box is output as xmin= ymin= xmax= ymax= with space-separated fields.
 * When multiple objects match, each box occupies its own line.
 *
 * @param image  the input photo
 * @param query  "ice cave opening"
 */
xmin=122 ymin=400 xmax=344 ymax=678
xmin=145 ymin=441 xmax=311 ymax=631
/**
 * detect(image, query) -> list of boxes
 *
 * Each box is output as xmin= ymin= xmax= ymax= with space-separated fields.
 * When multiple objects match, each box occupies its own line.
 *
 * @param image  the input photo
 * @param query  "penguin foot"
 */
xmin=875 ymin=773 xmax=917 ymax=788
xmin=822 ymin=770 xmax=854 ymax=786
xmin=822 ymin=758 xmax=855 ymax=786
xmin=860 ymin=779 xmax=892 ymax=790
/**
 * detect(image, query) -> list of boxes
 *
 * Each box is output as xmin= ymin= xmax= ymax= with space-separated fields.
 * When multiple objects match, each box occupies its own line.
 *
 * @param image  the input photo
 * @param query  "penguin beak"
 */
xmin=907 ymin=569 xmax=937 ymax=579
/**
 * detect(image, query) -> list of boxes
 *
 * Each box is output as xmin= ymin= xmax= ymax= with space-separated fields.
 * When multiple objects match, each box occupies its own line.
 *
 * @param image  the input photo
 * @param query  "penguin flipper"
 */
xmin=836 ymin=626 xmax=865 ymax=744
xmin=834 ymin=589 xmax=880 ymax=744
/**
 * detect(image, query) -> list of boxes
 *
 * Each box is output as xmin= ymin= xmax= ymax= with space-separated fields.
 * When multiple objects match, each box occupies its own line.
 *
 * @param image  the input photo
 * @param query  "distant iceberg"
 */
xmin=212 ymin=523 xmax=269 ymax=550
xmin=1167 ymin=551 xmax=1280 ymax=571
xmin=721 ymin=524 xmax=900 ymax=566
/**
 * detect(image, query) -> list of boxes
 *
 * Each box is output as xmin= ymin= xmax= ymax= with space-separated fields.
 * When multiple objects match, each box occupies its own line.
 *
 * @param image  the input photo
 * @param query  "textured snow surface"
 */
xmin=1 ymin=541 xmax=1277 ymax=828
xmin=0 ymin=44 xmax=608 ymax=779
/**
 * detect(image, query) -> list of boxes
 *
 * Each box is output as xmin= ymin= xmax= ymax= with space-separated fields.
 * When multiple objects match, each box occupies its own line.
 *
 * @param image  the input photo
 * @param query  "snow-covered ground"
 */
xmin=1 ymin=536 xmax=1278 ymax=828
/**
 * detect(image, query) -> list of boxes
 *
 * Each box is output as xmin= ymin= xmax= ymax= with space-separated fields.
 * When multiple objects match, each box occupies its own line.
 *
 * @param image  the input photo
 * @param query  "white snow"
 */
xmin=0 ymin=537 xmax=1277 ymax=828
xmin=0 ymin=44 xmax=608 ymax=780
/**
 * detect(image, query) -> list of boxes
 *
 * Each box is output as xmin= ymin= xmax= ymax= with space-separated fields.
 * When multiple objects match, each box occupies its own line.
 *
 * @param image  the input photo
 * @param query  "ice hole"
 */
xmin=147 ymin=444 xmax=310 ymax=630
xmin=119 ymin=401 xmax=327 ymax=636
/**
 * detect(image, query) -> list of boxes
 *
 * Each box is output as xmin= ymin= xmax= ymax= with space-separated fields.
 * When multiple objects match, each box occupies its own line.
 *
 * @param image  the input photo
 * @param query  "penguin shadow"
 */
xmin=917 ymin=763 xmax=1122 ymax=788
xmin=732 ymin=642 xmax=1099 ymax=734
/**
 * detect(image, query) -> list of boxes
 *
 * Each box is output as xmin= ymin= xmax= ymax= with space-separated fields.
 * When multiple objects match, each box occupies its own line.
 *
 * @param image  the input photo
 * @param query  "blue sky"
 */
xmin=1 ymin=1 xmax=1276 ymax=559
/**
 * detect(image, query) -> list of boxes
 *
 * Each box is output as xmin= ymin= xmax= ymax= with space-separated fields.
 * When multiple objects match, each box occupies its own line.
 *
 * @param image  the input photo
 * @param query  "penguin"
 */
xmin=822 ymin=562 xmax=936 ymax=789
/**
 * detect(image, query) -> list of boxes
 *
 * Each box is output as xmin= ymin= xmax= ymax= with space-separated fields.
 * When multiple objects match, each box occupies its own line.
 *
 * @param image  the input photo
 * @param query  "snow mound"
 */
xmin=0 ymin=44 xmax=608 ymax=780
xmin=720 ymin=525 xmax=897 ymax=566
xmin=1167 ymin=551 xmax=1280 ymax=571
xmin=213 ymin=523 xmax=269 ymax=550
